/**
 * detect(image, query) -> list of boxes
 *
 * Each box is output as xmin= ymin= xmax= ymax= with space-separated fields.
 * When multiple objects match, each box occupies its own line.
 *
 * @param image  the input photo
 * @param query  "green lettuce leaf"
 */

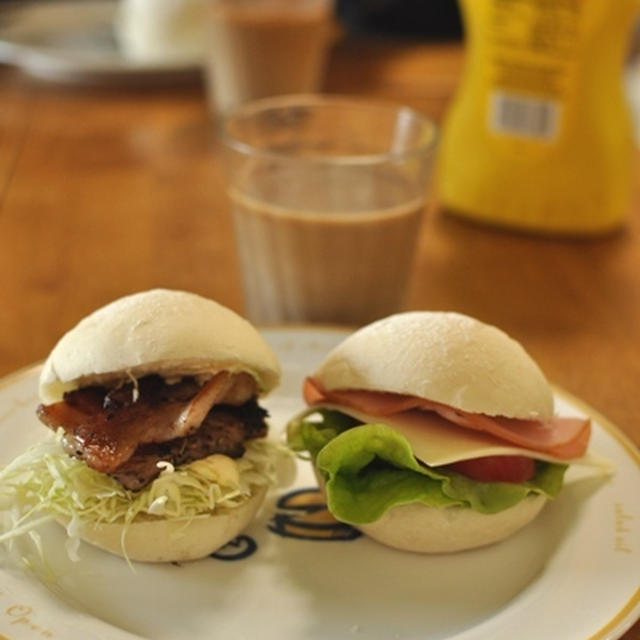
xmin=287 ymin=409 xmax=360 ymax=459
xmin=288 ymin=410 xmax=567 ymax=523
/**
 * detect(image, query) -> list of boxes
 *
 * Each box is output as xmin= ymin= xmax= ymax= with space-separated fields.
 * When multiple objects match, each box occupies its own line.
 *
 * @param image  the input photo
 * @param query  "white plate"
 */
xmin=0 ymin=0 xmax=200 ymax=85
xmin=0 ymin=326 xmax=638 ymax=640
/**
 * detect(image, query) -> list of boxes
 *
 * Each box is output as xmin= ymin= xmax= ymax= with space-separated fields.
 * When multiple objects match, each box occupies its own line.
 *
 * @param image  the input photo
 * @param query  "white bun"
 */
xmin=116 ymin=0 xmax=207 ymax=64
xmin=39 ymin=289 xmax=280 ymax=404
xmin=314 ymin=470 xmax=546 ymax=553
xmin=357 ymin=494 xmax=547 ymax=553
xmin=63 ymin=485 xmax=267 ymax=563
xmin=313 ymin=311 xmax=553 ymax=420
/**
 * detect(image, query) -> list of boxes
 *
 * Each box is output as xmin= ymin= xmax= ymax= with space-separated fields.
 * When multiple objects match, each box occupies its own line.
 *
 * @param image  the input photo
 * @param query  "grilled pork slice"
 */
xmin=108 ymin=402 xmax=267 ymax=490
xmin=36 ymin=372 xmax=268 ymax=490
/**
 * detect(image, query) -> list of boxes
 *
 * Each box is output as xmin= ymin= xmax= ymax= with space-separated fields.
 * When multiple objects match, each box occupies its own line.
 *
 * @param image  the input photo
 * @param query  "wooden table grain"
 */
xmin=0 ymin=36 xmax=638 ymax=639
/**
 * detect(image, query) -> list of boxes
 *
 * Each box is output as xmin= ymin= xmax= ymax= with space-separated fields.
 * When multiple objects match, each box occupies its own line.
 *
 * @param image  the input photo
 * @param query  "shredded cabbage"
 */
xmin=0 ymin=430 xmax=286 ymax=556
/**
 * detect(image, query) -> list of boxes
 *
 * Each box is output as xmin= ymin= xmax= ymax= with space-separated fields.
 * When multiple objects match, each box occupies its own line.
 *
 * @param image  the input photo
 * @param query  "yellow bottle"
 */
xmin=438 ymin=0 xmax=639 ymax=235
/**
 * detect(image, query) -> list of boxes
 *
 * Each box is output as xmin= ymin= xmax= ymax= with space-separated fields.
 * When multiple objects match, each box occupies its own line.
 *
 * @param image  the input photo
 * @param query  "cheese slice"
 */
xmin=312 ymin=404 xmax=612 ymax=471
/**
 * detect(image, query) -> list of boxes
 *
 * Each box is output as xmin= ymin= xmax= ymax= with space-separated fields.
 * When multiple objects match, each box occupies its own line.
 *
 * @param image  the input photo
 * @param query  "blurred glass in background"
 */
xmin=203 ymin=0 xmax=334 ymax=116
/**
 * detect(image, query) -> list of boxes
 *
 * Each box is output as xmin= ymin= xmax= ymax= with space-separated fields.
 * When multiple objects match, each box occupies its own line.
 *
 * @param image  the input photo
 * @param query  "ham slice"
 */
xmin=303 ymin=377 xmax=590 ymax=460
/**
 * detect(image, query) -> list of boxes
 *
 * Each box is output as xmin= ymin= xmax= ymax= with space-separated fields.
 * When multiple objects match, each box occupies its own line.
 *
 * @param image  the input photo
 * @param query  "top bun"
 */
xmin=312 ymin=311 xmax=553 ymax=420
xmin=39 ymin=289 xmax=280 ymax=404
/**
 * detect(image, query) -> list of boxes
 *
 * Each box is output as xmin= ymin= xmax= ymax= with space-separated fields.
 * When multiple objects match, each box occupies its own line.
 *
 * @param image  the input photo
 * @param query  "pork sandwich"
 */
xmin=288 ymin=311 xmax=599 ymax=553
xmin=0 ymin=289 xmax=283 ymax=562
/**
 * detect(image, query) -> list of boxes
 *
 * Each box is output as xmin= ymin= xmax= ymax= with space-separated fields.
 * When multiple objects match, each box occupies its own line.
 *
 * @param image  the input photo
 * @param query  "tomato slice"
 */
xmin=443 ymin=455 xmax=536 ymax=483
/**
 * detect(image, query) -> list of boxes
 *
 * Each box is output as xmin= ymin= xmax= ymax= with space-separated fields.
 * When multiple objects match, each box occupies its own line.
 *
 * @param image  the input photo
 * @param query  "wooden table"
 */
xmin=0 ymin=36 xmax=639 ymax=639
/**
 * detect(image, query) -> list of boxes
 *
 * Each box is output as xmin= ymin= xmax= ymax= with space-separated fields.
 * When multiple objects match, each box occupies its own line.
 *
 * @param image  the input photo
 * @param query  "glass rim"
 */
xmin=219 ymin=93 xmax=439 ymax=166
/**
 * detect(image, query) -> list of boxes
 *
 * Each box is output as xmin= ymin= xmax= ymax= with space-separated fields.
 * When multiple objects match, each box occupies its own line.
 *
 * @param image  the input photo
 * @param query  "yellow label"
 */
xmin=490 ymin=0 xmax=579 ymax=93
xmin=487 ymin=0 xmax=582 ymax=141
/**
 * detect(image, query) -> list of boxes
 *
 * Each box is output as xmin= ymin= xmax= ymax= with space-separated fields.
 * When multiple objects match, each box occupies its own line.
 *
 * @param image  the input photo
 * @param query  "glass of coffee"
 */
xmin=220 ymin=94 xmax=438 ymax=326
xmin=205 ymin=0 xmax=334 ymax=115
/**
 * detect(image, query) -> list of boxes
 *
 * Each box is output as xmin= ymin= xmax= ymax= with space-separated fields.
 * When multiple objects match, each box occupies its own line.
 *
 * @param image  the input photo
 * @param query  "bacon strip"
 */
xmin=173 ymin=373 xmax=234 ymax=438
xmin=37 ymin=372 xmax=257 ymax=474
xmin=303 ymin=377 xmax=590 ymax=460
xmin=38 ymin=394 xmax=184 ymax=473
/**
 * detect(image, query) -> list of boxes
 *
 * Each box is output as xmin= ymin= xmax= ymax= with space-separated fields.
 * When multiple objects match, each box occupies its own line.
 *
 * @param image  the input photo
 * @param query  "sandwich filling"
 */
xmin=303 ymin=378 xmax=590 ymax=460
xmin=37 ymin=371 xmax=268 ymax=490
xmin=287 ymin=377 xmax=594 ymax=524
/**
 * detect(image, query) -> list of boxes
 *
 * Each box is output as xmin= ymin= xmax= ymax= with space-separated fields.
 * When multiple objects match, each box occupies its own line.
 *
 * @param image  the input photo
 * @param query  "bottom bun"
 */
xmin=61 ymin=485 xmax=267 ymax=563
xmin=314 ymin=469 xmax=546 ymax=553
xmin=357 ymin=494 xmax=547 ymax=553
